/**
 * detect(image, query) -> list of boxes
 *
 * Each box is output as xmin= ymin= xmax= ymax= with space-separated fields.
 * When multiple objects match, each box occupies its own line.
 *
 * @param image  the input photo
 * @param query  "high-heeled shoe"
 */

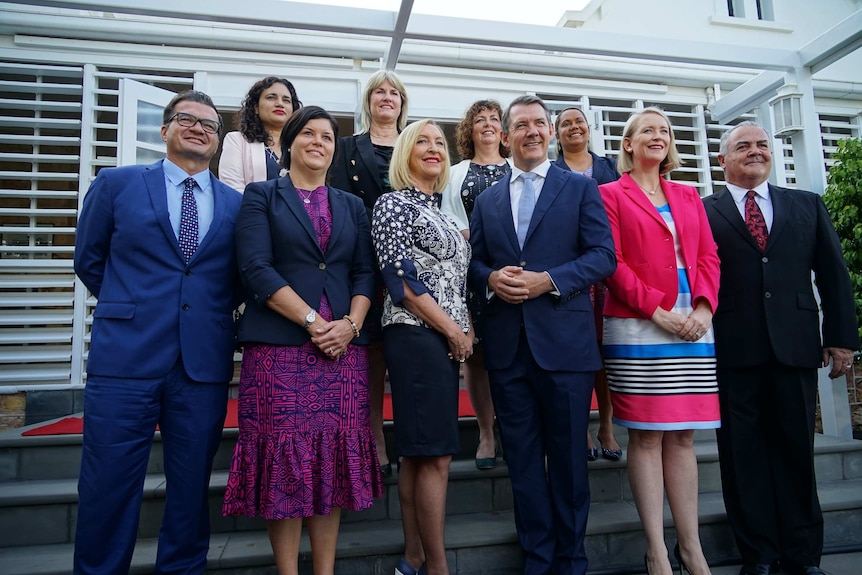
xmin=673 ymin=543 xmax=691 ymax=575
xmin=587 ymin=447 xmax=598 ymax=461
xmin=598 ymin=438 xmax=623 ymax=461
xmin=380 ymin=462 xmax=392 ymax=478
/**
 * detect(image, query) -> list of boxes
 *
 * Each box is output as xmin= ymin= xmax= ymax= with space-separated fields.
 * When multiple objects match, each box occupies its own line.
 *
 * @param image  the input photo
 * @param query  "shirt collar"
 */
xmin=163 ymin=158 xmax=211 ymax=192
xmin=727 ymin=180 xmax=770 ymax=204
xmin=509 ymin=159 xmax=551 ymax=183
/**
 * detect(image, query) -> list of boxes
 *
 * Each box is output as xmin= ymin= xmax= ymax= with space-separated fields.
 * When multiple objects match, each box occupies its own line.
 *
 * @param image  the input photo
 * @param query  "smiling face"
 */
xmin=471 ymin=106 xmax=503 ymax=148
xmin=557 ymin=108 xmax=590 ymax=154
xmin=161 ymin=100 xmax=220 ymax=166
xmin=623 ymin=111 xmax=670 ymax=169
xmin=368 ymin=80 xmax=402 ymax=126
xmin=503 ymin=102 xmax=553 ymax=172
xmin=408 ymin=122 xmax=446 ymax=192
xmin=288 ymin=118 xmax=336 ymax=177
xmin=255 ymin=82 xmax=293 ymax=131
xmin=718 ymin=124 xmax=773 ymax=189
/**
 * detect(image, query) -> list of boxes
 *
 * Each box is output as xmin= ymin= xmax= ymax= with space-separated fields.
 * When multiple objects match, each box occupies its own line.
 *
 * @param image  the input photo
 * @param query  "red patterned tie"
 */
xmin=178 ymin=177 xmax=199 ymax=262
xmin=744 ymin=190 xmax=768 ymax=251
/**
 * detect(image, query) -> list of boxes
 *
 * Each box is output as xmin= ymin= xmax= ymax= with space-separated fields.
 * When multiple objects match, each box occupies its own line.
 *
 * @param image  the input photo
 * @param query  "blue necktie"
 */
xmin=178 ymin=177 xmax=199 ymax=262
xmin=517 ymin=172 xmax=537 ymax=248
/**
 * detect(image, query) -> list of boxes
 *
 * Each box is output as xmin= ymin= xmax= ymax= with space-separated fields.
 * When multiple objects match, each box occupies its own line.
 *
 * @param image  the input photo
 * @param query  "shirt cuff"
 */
xmin=380 ymin=258 xmax=429 ymax=305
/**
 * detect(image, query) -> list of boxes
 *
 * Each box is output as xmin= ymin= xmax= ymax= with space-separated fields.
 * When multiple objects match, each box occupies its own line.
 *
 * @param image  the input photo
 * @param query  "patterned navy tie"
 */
xmin=517 ymin=172 xmax=537 ymax=248
xmin=178 ymin=177 xmax=199 ymax=262
xmin=744 ymin=190 xmax=768 ymax=251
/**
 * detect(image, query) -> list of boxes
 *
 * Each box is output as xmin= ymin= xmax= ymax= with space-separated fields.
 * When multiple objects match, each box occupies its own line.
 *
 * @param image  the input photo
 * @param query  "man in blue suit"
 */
xmin=73 ymin=90 xmax=242 ymax=575
xmin=469 ymin=95 xmax=616 ymax=575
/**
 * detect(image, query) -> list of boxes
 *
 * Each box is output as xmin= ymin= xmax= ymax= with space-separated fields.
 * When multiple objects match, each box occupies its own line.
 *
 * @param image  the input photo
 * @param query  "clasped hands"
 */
xmin=652 ymin=304 xmax=712 ymax=342
xmin=309 ymin=318 xmax=354 ymax=360
xmin=488 ymin=265 xmax=551 ymax=304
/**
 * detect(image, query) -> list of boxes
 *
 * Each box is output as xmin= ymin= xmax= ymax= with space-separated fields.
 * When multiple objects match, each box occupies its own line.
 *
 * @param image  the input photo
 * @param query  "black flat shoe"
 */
xmin=380 ymin=462 xmax=392 ymax=478
xmin=587 ymin=447 xmax=598 ymax=461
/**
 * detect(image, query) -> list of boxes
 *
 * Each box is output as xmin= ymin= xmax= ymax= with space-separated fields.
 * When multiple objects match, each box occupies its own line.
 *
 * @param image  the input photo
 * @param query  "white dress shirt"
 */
xmin=726 ymin=181 xmax=773 ymax=231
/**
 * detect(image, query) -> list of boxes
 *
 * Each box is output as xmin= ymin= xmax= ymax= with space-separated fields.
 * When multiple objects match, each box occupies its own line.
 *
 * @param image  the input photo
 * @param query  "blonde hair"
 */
xmin=617 ymin=107 xmax=683 ymax=176
xmin=360 ymin=70 xmax=409 ymax=133
xmin=389 ymin=119 xmax=451 ymax=193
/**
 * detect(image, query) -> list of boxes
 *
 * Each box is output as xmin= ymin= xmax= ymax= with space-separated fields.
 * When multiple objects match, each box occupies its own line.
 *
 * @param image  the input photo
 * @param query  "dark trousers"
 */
xmin=715 ymin=360 xmax=822 ymax=570
xmin=73 ymin=361 xmax=228 ymax=575
xmin=489 ymin=335 xmax=595 ymax=575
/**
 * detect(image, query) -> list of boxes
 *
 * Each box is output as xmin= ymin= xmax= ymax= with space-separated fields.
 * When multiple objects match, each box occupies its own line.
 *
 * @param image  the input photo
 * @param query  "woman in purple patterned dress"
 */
xmin=224 ymin=106 xmax=383 ymax=574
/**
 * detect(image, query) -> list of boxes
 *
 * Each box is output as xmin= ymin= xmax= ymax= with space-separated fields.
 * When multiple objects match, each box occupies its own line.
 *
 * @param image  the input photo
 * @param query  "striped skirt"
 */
xmin=603 ymin=270 xmax=720 ymax=431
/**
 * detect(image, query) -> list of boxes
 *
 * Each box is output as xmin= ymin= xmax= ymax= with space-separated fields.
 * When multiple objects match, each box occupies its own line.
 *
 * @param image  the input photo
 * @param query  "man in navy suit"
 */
xmin=705 ymin=122 xmax=858 ymax=575
xmin=73 ymin=91 xmax=243 ymax=575
xmin=469 ymin=95 xmax=616 ymax=575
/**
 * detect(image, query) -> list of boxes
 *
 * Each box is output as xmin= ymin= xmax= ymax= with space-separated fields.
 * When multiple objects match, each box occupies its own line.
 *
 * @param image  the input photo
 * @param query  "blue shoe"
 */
xmin=395 ymin=557 xmax=426 ymax=575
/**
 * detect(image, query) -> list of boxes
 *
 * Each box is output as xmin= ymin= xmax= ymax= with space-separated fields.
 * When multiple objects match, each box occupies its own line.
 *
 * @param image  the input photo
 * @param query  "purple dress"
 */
xmin=223 ymin=185 xmax=384 ymax=520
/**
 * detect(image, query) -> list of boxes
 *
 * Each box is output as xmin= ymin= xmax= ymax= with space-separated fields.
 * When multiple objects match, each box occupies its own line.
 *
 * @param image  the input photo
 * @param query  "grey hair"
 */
xmin=502 ymin=95 xmax=551 ymax=135
xmin=719 ymin=120 xmax=767 ymax=156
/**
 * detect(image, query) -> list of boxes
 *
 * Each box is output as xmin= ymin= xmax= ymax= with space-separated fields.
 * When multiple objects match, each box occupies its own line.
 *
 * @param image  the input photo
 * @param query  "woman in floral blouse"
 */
xmin=372 ymin=119 xmax=473 ymax=575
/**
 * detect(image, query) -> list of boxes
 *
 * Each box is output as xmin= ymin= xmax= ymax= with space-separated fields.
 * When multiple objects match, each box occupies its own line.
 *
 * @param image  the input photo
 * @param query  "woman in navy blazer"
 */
xmin=329 ymin=70 xmax=410 ymax=477
xmin=599 ymin=108 xmax=720 ymax=575
xmin=553 ymin=106 xmax=624 ymax=463
xmin=223 ymin=106 xmax=383 ymax=574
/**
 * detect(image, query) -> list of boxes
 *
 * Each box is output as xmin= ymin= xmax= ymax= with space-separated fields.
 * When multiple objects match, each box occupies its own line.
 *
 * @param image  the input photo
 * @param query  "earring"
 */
xmin=287 ymin=148 xmax=291 ymax=152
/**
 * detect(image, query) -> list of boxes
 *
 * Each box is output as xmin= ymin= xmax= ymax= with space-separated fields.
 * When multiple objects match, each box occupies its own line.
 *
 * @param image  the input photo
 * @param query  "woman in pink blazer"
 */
xmin=219 ymin=76 xmax=301 ymax=192
xmin=599 ymin=107 xmax=720 ymax=575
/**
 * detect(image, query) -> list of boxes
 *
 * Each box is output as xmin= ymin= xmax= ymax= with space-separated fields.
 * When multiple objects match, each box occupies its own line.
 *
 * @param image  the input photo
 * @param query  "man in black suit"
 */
xmin=704 ymin=121 xmax=859 ymax=575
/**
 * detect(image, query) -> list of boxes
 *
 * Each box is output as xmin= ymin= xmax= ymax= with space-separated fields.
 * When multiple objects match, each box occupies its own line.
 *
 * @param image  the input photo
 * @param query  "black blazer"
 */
xmin=554 ymin=151 xmax=619 ymax=185
xmin=329 ymin=132 xmax=385 ymax=222
xmin=235 ymin=176 xmax=376 ymax=346
xmin=703 ymin=184 xmax=858 ymax=369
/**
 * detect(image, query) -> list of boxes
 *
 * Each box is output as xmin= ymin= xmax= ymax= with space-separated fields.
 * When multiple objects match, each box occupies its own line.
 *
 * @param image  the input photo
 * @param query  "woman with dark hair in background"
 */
xmin=219 ymin=76 xmax=301 ymax=192
xmin=553 ymin=106 xmax=623 ymax=463
xmin=440 ymin=98 xmax=509 ymax=470
xmin=330 ymin=69 xmax=410 ymax=477
xmin=224 ymin=105 xmax=383 ymax=575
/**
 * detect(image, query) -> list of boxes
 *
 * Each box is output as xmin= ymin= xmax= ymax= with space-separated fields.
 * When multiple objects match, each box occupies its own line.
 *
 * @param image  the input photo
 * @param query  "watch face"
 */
xmin=305 ymin=310 xmax=316 ymax=324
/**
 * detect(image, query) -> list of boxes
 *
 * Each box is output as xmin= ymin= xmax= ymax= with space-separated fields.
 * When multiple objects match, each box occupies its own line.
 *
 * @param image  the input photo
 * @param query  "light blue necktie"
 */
xmin=516 ymin=172 xmax=537 ymax=248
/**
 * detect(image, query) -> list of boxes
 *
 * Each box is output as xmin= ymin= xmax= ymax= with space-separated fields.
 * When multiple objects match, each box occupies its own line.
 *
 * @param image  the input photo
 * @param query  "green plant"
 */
xmin=824 ymin=137 xmax=862 ymax=348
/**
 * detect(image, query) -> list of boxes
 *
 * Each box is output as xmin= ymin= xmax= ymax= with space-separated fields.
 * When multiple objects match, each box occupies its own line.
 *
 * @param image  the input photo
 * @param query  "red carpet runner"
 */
xmin=22 ymin=390 xmax=599 ymax=437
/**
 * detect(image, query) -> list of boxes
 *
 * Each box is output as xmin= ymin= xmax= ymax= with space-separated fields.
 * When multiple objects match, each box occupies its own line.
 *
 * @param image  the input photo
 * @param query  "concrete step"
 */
xmin=2 ymin=431 xmax=860 ymax=546
xmin=2 ymin=480 xmax=861 ymax=575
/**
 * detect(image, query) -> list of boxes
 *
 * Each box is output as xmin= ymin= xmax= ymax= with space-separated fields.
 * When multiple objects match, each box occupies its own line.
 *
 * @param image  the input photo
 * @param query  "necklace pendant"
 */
xmin=303 ymin=198 xmax=311 ymax=204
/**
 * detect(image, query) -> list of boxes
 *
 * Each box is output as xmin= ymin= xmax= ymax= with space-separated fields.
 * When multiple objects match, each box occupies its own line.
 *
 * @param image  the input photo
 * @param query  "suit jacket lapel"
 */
xmin=355 ymin=133 xmax=382 ymax=198
xmin=713 ymin=187 xmax=762 ymax=251
xmin=143 ymin=162 xmax=185 ymax=261
xmin=618 ymin=173 xmax=668 ymax=230
xmin=493 ymin=177 xmax=520 ymax=254
xmin=525 ymin=167 xmax=563 ymax=245
xmin=192 ymin=172 xmax=226 ymax=261
xmin=277 ymin=177 xmax=323 ymax=255
xmin=765 ymin=184 xmax=790 ymax=253
xmin=327 ymin=186 xmax=346 ymax=249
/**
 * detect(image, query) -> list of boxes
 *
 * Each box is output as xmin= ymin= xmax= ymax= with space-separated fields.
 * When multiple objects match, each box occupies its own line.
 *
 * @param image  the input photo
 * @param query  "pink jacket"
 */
xmin=599 ymin=173 xmax=720 ymax=320
xmin=218 ymin=132 xmax=268 ymax=193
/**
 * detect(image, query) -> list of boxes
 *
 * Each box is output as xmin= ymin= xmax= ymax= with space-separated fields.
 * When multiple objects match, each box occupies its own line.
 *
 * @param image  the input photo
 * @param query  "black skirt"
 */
xmin=383 ymin=324 xmax=461 ymax=457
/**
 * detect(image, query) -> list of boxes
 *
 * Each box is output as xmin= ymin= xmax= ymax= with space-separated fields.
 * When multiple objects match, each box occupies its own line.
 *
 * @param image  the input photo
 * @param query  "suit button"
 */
xmin=567 ymin=294 xmax=574 ymax=301
xmin=182 ymin=303 xmax=189 ymax=310
xmin=352 ymin=175 xmax=359 ymax=181
xmin=319 ymin=263 xmax=326 ymax=270
xmin=764 ymin=292 xmax=772 ymax=299
xmin=762 ymin=256 xmax=769 ymax=263
xmin=573 ymin=290 xmax=581 ymax=296
xmin=185 ymin=269 xmax=191 ymax=276
xmin=519 ymin=261 xmax=526 ymax=267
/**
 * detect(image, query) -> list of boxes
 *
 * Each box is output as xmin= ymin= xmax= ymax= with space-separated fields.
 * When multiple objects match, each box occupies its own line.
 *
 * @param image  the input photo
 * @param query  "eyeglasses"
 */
xmin=167 ymin=112 xmax=221 ymax=134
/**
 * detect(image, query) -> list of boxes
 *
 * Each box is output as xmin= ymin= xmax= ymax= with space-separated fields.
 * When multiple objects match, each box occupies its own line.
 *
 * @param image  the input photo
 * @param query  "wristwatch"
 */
xmin=303 ymin=309 xmax=317 ymax=328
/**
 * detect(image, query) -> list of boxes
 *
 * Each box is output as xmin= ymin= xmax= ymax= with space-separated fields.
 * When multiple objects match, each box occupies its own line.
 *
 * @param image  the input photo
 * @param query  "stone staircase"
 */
xmin=1 ymin=417 xmax=861 ymax=575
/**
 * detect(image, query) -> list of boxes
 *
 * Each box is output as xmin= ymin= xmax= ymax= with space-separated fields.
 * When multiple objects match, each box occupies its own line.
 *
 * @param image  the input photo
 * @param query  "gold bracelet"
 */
xmin=343 ymin=315 xmax=360 ymax=338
